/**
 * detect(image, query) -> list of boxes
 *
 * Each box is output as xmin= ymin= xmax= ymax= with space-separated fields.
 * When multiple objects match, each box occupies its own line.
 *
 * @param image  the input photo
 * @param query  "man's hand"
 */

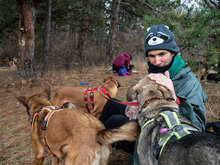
xmin=148 ymin=71 xmax=177 ymax=101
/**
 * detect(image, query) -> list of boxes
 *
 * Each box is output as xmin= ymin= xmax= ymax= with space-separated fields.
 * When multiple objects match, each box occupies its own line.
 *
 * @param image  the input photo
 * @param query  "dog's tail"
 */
xmin=97 ymin=120 xmax=140 ymax=145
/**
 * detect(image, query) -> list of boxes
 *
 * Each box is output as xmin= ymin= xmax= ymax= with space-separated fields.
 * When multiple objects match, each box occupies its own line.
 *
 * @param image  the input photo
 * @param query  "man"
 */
xmin=145 ymin=25 xmax=207 ymax=131
xmin=99 ymin=24 xmax=207 ymax=157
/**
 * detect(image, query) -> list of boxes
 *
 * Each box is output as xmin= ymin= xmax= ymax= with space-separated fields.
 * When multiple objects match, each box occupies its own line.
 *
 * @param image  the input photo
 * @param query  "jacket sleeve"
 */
xmin=124 ymin=55 xmax=130 ymax=69
xmin=173 ymin=74 xmax=207 ymax=131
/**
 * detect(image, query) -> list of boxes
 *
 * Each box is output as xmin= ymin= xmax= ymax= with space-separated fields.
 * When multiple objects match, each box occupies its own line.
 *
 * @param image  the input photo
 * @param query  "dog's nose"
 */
xmin=153 ymin=38 xmax=157 ymax=41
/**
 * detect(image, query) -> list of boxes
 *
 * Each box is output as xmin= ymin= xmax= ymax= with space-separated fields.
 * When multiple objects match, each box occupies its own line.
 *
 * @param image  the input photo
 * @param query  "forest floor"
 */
xmin=0 ymin=65 xmax=219 ymax=164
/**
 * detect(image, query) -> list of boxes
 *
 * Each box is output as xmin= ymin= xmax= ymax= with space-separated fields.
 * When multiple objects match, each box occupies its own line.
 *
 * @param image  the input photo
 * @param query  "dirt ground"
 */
xmin=0 ymin=66 xmax=219 ymax=164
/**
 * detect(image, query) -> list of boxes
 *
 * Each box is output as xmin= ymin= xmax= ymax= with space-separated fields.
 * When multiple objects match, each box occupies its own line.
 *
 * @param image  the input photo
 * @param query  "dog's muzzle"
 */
xmin=141 ymin=97 xmax=160 ymax=109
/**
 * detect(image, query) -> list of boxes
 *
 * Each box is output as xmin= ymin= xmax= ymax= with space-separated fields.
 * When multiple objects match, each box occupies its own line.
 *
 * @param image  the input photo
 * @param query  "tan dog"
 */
xmin=52 ymin=76 xmax=120 ymax=118
xmin=16 ymin=88 xmax=139 ymax=165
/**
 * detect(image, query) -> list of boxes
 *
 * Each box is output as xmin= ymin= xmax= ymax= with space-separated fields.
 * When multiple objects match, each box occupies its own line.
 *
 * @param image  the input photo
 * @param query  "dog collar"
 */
xmin=110 ymin=80 xmax=120 ymax=88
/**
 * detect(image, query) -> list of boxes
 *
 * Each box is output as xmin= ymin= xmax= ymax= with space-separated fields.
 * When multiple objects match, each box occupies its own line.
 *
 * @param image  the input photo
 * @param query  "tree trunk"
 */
xmin=17 ymin=0 xmax=36 ymax=79
xmin=64 ymin=7 xmax=72 ymax=71
xmin=98 ymin=29 xmax=104 ymax=56
xmin=42 ymin=0 xmax=51 ymax=75
xmin=106 ymin=0 xmax=121 ymax=66
xmin=77 ymin=15 xmax=89 ymax=67
xmin=217 ymin=55 xmax=220 ymax=79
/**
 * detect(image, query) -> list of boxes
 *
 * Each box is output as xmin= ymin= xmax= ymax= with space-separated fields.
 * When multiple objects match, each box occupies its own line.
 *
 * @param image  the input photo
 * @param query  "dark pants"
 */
xmin=112 ymin=64 xmax=123 ymax=73
xmin=99 ymin=98 xmax=136 ymax=154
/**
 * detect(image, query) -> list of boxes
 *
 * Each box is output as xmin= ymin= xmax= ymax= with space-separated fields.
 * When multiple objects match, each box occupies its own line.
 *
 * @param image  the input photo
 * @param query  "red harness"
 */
xmin=84 ymin=86 xmax=111 ymax=113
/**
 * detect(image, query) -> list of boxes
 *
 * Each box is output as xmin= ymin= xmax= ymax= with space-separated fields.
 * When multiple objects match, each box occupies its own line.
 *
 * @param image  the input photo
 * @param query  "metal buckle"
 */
xmin=169 ymin=125 xmax=183 ymax=133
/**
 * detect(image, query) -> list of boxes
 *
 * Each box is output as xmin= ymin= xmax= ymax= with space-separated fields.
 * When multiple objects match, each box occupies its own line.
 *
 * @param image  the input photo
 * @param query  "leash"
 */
xmin=98 ymin=90 xmax=138 ymax=106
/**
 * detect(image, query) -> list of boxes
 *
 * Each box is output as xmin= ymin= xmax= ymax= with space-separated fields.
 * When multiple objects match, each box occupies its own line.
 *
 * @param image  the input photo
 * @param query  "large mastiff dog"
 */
xmin=127 ymin=76 xmax=220 ymax=165
xmin=52 ymin=76 xmax=120 ymax=118
xmin=16 ymin=88 xmax=139 ymax=165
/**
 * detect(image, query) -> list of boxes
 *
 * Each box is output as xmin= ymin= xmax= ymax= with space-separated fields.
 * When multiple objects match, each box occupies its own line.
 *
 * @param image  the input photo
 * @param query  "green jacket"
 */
xmin=172 ymin=66 xmax=207 ymax=131
xmin=132 ymin=62 xmax=207 ymax=165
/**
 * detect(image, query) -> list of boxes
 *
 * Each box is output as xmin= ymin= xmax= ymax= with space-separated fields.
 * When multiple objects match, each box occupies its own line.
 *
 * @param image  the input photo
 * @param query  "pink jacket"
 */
xmin=112 ymin=53 xmax=131 ymax=69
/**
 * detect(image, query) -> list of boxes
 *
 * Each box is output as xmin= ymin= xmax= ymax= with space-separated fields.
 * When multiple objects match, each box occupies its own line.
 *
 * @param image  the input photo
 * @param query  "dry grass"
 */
xmin=0 ymin=64 xmax=219 ymax=164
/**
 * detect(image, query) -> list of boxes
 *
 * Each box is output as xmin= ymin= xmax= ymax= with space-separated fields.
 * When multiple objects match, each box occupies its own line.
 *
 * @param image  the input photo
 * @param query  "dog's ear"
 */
xmin=127 ymin=76 xmax=150 ymax=101
xmin=103 ymin=76 xmax=111 ymax=83
xmin=159 ymin=85 xmax=174 ymax=100
xmin=43 ymin=87 xmax=51 ymax=100
xmin=127 ymin=82 xmax=140 ymax=101
xmin=16 ymin=95 xmax=31 ymax=120
xmin=16 ymin=95 xmax=28 ymax=108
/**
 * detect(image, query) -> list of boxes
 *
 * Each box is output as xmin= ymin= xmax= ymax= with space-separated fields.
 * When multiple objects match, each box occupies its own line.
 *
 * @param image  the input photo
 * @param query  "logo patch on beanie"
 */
xmin=145 ymin=32 xmax=170 ymax=46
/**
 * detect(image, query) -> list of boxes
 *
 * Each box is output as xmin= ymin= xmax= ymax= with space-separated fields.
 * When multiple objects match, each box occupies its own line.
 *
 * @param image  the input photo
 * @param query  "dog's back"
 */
xmin=159 ymin=132 xmax=220 ymax=165
xmin=52 ymin=77 xmax=120 ymax=118
xmin=41 ymin=108 xmax=140 ymax=164
xmin=52 ymin=86 xmax=85 ymax=108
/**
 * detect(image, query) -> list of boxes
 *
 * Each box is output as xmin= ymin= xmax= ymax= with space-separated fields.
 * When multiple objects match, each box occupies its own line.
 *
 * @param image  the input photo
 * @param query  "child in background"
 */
xmin=112 ymin=53 xmax=133 ymax=73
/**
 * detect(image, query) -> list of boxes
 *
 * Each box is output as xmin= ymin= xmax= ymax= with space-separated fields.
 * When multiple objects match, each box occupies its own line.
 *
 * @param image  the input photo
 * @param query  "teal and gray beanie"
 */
xmin=145 ymin=25 xmax=180 ymax=56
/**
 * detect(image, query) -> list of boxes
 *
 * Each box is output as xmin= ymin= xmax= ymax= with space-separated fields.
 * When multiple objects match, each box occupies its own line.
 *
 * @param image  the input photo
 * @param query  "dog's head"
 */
xmin=16 ymin=87 xmax=51 ymax=121
xmin=127 ymin=76 xmax=176 ymax=115
xmin=103 ymin=76 xmax=120 ymax=88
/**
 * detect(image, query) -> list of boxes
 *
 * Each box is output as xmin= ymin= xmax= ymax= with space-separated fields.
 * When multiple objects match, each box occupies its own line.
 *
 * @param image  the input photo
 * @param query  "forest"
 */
xmin=0 ymin=0 xmax=220 ymax=164
xmin=0 ymin=0 xmax=219 ymax=79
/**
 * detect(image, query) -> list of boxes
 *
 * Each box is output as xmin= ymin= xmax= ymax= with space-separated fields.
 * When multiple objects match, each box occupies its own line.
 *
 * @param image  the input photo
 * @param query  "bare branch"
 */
xmin=136 ymin=0 xmax=165 ymax=16
xmin=121 ymin=2 xmax=143 ymax=17
xmin=209 ymin=0 xmax=218 ymax=6
xmin=204 ymin=0 xmax=218 ymax=9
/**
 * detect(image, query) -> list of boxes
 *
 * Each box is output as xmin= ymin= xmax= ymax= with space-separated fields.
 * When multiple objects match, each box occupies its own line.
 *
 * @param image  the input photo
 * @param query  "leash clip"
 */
xmin=170 ymin=125 xmax=183 ymax=133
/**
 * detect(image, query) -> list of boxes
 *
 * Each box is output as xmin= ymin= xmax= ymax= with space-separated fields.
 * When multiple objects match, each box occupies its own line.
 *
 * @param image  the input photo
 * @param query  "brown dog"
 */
xmin=16 ymin=88 xmax=139 ymax=165
xmin=52 ymin=76 xmax=120 ymax=118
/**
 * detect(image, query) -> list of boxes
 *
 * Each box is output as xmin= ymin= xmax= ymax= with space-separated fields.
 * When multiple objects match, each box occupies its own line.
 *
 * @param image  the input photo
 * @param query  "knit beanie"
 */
xmin=145 ymin=25 xmax=180 ymax=56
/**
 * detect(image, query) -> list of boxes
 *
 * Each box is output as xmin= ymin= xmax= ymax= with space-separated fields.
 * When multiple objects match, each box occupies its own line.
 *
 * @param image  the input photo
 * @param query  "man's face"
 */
xmin=147 ymin=50 xmax=174 ymax=67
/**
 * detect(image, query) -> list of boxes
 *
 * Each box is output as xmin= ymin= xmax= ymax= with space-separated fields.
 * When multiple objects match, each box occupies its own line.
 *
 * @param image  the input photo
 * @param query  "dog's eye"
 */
xmin=150 ymin=34 xmax=154 ymax=37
